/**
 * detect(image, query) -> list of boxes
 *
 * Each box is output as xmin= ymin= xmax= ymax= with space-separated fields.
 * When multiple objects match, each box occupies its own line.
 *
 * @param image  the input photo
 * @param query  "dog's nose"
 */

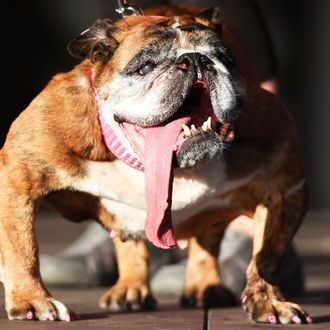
xmin=175 ymin=53 xmax=214 ymax=79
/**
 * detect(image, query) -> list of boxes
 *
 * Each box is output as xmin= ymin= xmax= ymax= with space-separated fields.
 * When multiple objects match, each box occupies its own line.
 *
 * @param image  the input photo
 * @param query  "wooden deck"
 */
xmin=0 ymin=209 xmax=330 ymax=329
xmin=1 ymin=287 xmax=330 ymax=329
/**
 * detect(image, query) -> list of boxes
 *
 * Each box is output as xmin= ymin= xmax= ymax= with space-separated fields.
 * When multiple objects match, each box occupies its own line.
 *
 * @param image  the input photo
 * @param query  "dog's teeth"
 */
xmin=202 ymin=121 xmax=208 ymax=132
xmin=207 ymin=117 xmax=212 ymax=131
xmin=182 ymin=124 xmax=191 ymax=137
xmin=191 ymin=124 xmax=197 ymax=133
xmin=202 ymin=117 xmax=212 ymax=132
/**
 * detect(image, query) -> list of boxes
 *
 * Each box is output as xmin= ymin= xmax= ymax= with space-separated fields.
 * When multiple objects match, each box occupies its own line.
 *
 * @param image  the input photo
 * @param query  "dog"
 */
xmin=0 ymin=4 xmax=311 ymax=324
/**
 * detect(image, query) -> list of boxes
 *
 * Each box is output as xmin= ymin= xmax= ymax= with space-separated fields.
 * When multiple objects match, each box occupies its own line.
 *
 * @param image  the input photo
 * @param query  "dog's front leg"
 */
xmin=181 ymin=225 xmax=236 ymax=308
xmin=0 ymin=193 xmax=72 ymax=321
xmin=99 ymin=237 xmax=157 ymax=311
xmin=242 ymin=192 xmax=312 ymax=324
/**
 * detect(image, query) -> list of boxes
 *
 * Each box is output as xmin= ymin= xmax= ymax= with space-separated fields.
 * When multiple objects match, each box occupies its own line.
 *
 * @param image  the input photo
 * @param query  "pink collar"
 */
xmin=92 ymin=86 xmax=144 ymax=172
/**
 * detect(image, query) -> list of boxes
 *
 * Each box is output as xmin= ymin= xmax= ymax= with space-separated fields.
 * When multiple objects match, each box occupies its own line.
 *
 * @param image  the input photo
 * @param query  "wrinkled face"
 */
xmin=97 ymin=16 xmax=245 ymax=168
xmin=68 ymin=12 xmax=246 ymax=249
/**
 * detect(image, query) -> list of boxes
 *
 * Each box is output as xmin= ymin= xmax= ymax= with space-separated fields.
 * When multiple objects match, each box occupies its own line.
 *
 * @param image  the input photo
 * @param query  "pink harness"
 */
xmin=92 ymin=86 xmax=144 ymax=172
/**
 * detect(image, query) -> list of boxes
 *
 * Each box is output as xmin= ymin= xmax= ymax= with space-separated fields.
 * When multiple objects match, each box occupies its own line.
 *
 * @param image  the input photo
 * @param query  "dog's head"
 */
xmin=68 ymin=8 xmax=245 ymax=168
xmin=68 ymin=8 xmax=245 ymax=248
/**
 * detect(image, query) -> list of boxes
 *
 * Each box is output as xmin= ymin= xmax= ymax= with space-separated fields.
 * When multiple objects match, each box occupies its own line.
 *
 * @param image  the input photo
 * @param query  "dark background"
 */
xmin=3 ymin=0 xmax=330 ymax=209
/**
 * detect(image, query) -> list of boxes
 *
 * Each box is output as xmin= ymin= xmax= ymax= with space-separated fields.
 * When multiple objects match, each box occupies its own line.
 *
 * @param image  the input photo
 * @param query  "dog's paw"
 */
xmin=241 ymin=288 xmax=312 ymax=324
xmin=7 ymin=297 xmax=79 ymax=321
xmin=181 ymin=283 xmax=237 ymax=309
xmin=99 ymin=281 xmax=157 ymax=312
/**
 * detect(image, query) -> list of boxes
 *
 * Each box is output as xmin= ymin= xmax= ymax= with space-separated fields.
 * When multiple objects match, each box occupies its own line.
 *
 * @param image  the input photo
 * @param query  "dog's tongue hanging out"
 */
xmin=144 ymin=116 xmax=190 ymax=249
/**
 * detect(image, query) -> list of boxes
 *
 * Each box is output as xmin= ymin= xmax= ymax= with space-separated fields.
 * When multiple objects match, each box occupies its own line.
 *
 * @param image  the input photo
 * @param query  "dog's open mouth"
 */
xmin=112 ymin=82 xmax=234 ymax=166
xmin=97 ymin=81 xmax=234 ymax=249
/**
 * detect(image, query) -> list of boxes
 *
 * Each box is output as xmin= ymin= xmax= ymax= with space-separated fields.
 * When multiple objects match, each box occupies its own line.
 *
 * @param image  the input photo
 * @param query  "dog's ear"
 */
xmin=67 ymin=19 xmax=119 ymax=62
xmin=195 ymin=7 xmax=222 ymax=34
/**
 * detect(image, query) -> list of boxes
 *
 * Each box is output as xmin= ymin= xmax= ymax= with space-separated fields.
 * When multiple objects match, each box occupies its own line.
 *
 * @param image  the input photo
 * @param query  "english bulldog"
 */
xmin=0 ymin=5 xmax=311 ymax=325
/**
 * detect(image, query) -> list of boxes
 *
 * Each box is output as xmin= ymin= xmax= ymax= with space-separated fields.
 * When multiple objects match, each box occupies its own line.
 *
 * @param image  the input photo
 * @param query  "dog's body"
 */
xmin=0 ymin=6 xmax=310 ymax=324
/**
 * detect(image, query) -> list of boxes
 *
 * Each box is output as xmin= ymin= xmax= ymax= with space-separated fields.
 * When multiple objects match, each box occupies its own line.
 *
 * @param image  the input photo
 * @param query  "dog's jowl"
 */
xmin=0 ymin=5 xmax=310 ymax=324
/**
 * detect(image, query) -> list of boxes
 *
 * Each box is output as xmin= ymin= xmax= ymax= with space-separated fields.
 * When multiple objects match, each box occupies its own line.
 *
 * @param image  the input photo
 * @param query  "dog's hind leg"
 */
xmin=181 ymin=224 xmax=236 ymax=308
xmin=241 ymin=190 xmax=312 ymax=324
xmin=99 ymin=237 xmax=157 ymax=311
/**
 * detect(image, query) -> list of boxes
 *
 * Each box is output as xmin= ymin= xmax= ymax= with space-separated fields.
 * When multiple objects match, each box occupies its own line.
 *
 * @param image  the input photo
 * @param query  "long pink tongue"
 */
xmin=144 ymin=116 xmax=190 ymax=249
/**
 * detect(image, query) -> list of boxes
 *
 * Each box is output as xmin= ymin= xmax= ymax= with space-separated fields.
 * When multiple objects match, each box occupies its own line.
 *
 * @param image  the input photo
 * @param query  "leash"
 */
xmin=116 ymin=0 xmax=143 ymax=16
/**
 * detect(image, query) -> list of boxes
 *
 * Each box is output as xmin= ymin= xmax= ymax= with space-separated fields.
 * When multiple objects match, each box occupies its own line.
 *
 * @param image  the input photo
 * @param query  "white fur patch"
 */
xmin=104 ymin=76 xmax=165 ymax=125
xmin=171 ymin=17 xmax=182 ymax=29
xmin=211 ymin=57 xmax=230 ymax=74
xmin=50 ymin=298 xmax=70 ymax=321
xmin=71 ymin=160 xmax=145 ymax=205
xmin=70 ymin=158 xmax=255 ymax=235
xmin=101 ymin=198 xmax=146 ymax=234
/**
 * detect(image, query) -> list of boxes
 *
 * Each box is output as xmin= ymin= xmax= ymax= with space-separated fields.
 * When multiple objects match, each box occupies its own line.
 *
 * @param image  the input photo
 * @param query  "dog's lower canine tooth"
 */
xmin=202 ymin=117 xmax=212 ymax=132
xmin=202 ymin=121 xmax=209 ymax=132
xmin=191 ymin=124 xmax=197 ymax=133
xmin=207 ymin=117 xmax=212 ymax=131
xmin=182 ymin=124 xmax=191 ymax=137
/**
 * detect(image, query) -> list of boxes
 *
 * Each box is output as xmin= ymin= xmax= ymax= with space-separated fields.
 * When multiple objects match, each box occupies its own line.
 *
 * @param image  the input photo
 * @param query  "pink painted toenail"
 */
xmin=307 ymin=316 xmax=313 ymax=324
xmin=177 ymin=240 xmax=188 ymax=250
xmin=65 ymin=312 xmax=71 ymax=322
xmin=26 ymin=311 xmax=33 ymax=320
xmin=241 ymin=295 xmax=248 ymax=304
xmin=110 ymin=230 xmax=116 ymax=238
xmin=292 ymin=315 xmax=302 ymax=324
xmin=48 ymin=312 xmax=54 ymax=321
xmin=268 ymin=315 xmax=277 ymax=324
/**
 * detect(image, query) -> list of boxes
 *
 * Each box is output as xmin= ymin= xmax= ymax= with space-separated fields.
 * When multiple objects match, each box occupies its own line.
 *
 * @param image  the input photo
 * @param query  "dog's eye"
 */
xmin=138 ymin=62 xmax=155 ymax=75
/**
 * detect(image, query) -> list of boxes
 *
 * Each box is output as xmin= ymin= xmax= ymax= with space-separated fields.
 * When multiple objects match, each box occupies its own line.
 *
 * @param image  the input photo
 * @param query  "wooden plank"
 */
xmin=208 ymin=305 xmax=330 ymax=329
xmin=2 ymin=209 xmax=330 ymax=329
xmin=0 ymin=286 xmax=204 ymax=330
xmin=208 ymin=307 xmax=253 ymax=330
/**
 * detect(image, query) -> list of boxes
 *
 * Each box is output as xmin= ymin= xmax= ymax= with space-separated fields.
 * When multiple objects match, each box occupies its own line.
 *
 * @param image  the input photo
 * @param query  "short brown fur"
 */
xmin=0 ymin=6 xmax=309 ymax=324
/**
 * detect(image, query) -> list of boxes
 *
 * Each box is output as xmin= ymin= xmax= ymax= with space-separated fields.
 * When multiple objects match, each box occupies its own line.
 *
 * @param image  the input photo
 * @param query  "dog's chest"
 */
xmin=72 ymin=159 xmax=251 ymax=234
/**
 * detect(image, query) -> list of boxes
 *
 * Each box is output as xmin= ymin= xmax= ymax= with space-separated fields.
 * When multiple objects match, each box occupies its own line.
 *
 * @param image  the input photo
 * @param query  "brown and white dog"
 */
xmin=0 ymin=5 xmax=311 ymax=324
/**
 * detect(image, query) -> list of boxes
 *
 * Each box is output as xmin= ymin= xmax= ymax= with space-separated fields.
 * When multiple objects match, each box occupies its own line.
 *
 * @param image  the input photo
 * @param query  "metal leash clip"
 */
xmin=116 ymin=0 xmax=143 ymax=16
